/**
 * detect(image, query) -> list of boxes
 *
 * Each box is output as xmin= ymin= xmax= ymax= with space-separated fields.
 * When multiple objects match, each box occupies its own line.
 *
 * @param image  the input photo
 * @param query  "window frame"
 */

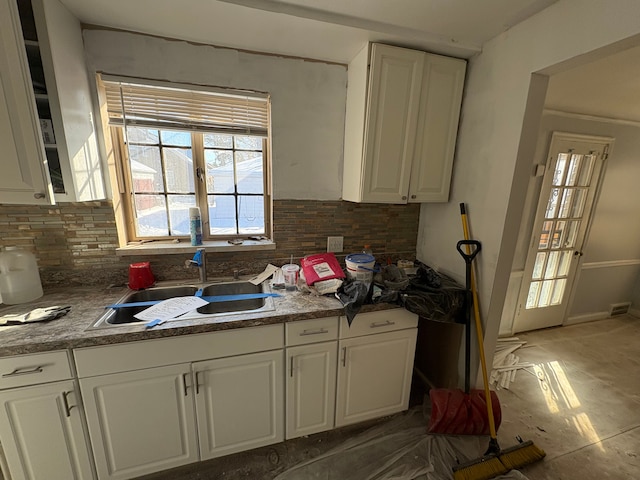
xmin=112 ymin=127 xmax=272 ymax=243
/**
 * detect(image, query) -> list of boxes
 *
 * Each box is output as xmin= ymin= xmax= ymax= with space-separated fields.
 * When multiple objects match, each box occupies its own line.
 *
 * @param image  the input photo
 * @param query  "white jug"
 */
xmin=0 ymin=247 xmax=44 ymax=304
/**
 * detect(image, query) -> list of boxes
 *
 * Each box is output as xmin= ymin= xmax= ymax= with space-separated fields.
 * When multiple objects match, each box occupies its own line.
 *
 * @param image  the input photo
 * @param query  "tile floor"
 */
xmin=496 ymin=314 xmax=640 ymax=479
xmin=140 ymin=315 xmax=640 ymax=479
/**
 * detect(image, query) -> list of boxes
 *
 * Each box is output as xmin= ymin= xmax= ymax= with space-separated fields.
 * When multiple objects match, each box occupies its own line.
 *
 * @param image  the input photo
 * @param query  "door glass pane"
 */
xmin=167 ymin=195 xmax=196 ymax=235
xmin=545 ymin=251 xmax=559 ymax=279
xmin=532 ymin=252 xmax=546 ymax=280
xmin=551 ymin=279 xmax=567 ymax=305
xmin=526 ymin=282 xmax=540 ymax=309
xmin=564 ymin=221 xmax=580 ymax=248
xmin=577 ymin=155 xmax=595 ymax=186
xmin=553 ymin=153 xmax=569 ymax=186
xmin=134 ymin=195 xmax=168 ymax=237
xmin=557 ymin=251 xmax=572 ymax=276
xmin=208 ymin=195 xmax=237 ymax=235
xmin=569 ymin=188 xmax=587 ymax=217
xmin=566 ymin=154 xmax=582 ymax=186
xmin=539 ymin=221 xmax=553 ymax=249
xmin=546 ymin=189 xmax=561 ymax=218
xmin=538 ymin=280 xmax=553 ymax=307
xmin=551 ymin=221 xmax=565 ymax=249
xmin=558 ymin=189 xmax=573 ymax=218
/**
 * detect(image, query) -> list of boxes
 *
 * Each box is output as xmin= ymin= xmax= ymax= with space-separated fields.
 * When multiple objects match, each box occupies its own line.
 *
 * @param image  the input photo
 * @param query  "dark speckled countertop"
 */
xmin=0 ymin=280 xmax=400 ymax=357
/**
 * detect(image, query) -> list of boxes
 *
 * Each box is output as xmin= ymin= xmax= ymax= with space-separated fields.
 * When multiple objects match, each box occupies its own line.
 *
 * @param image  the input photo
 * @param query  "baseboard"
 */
xmin=565 ymin=311 xmax=609 ymax=326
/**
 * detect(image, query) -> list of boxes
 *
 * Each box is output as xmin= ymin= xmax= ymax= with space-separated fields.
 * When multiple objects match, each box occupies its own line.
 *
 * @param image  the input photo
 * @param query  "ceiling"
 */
xmin=59 ymin=0 xmax=559 ymax=63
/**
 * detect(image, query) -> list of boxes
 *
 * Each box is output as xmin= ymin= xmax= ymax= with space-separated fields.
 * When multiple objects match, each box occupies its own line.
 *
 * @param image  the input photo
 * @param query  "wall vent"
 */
xmin=608 ymin=302 xmax=631 ymax=317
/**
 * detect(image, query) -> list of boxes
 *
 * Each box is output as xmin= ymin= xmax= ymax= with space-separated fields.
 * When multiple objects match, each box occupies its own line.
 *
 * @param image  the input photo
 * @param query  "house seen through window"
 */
xmin=100 ymin=76 xmax=271 ymax=242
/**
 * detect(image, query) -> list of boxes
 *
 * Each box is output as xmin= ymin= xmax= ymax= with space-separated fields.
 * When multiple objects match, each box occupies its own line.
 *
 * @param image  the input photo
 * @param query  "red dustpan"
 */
xmin=428 ymin=240 xmax=502 ymax=435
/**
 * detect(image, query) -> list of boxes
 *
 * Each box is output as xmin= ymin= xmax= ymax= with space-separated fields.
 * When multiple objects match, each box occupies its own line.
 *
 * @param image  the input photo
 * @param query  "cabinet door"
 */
xmin=361 ymin=43 xmax=424 ymax=203
xmin=0 ymin=0 xmax=53 ymax=205
xmin=286 ymin=342 xmax=337 ymax=439
xmin=335 ymin=328 xmax=417 ymax=427
xmin=194 ymin=350 xmax=284 ymax=460
xmin=31 ymin=0 xmax=105 ymax=202
xmin=409 ymin=54 xmax=466 ymax=202
xmin=80 ymin=364 xmax=198 ymax=480
xmin=0 ymin=380 xmax=94 ymax=480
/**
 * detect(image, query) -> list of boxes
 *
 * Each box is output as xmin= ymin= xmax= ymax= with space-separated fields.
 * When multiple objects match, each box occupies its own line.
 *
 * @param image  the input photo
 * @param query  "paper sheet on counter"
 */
xmin=249 ymin=264 xmax=279 ymax=285
xmin=134 ymin=296 xmax=208 ymax=321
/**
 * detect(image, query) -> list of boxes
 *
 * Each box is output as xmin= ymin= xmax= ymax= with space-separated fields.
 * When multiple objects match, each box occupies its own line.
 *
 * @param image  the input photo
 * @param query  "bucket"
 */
xmin=345 ymin=253 xmax=375 ymax=283
xmin=0 ymin=247 xmax=44 ymax=304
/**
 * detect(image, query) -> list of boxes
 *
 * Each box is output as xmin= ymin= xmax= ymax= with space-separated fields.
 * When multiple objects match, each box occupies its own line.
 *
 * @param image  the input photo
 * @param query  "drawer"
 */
xmin=0 ymin=351 xmax=72 ymax=390
xmin=74 ymin=324 xmax=284 ymax=378
xmin=285 ymin=316 xmax=339 ymax=346
xmin=339 ymin=309 xmax=418 ymax=339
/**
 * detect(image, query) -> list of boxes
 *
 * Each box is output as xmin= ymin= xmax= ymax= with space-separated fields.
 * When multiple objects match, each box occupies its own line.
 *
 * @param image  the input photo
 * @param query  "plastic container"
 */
xmin=281 ymin=264 xmax=300 ymax=291
xmin=189 ymin=207 xmax=203 ymax=246
xmin=128 ymin=262 xmax=155 ymax=290
xmin=0 ymin=247 xmax=44 ymax=304
xmin=345 ymin=253 xmax=375 ymax=283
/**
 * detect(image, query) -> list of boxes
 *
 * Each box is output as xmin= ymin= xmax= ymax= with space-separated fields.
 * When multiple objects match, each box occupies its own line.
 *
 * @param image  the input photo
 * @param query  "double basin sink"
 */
xmin=90 ymin=279 xmax=274 ymax=330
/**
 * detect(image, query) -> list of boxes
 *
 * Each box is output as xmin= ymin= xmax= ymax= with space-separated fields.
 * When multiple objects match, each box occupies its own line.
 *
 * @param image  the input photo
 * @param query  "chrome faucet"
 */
xmin=187 ymin=248 xmax=207 ymax=283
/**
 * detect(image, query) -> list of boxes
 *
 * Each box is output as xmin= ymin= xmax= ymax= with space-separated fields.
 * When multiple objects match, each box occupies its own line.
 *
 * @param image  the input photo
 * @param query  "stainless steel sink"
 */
xmin=88 ymin=280 xmax=275 ymax=330
xmin=197 ymin=282 xmax=264 ymax=314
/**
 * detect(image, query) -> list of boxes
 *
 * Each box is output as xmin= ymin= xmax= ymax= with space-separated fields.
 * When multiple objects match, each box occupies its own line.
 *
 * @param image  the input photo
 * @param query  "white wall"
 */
xmin=416 ymin=0 xmax=640 ymax=385
xmin=82 ymin=29 xmax=347 ymax=200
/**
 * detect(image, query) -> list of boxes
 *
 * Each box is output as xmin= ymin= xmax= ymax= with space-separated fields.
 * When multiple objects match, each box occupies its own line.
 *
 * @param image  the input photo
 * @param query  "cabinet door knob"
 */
xmin=402 ymin=195 xmax=407 ymax=200
xmin=61 ymin=390 xmax=75 ymax=417
xmin=411 ymin=195 xmax=416 ymax=199
xmin=34 ymin=192 xmax=46 ymax=199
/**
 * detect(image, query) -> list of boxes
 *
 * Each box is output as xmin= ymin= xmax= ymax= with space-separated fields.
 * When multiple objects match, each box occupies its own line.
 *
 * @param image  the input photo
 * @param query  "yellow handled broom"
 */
xmin=453 ymin=203 xmax=545 ymax=480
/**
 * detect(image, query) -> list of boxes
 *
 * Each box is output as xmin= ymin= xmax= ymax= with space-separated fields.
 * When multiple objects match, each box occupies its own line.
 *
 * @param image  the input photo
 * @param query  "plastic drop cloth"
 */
xmin=274 ymin=407 xmax=530 ymax=480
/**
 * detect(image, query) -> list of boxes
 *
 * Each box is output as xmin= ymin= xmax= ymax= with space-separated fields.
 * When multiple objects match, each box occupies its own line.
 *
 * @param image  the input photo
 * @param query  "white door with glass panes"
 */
xmin=513 ymin=132 xmax=612 ymax=333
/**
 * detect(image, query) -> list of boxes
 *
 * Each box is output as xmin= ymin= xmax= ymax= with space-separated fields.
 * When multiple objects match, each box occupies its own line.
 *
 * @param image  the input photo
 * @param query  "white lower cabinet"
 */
xmin=79 ymin=364 xmax=198 ymax=480
xmin=0 ymin=379 xmax=95 ymax=480
xmin=335 ymin=312 xmax=418 ymax=428
xmin=286 ymin=341 xmax=337 ymax=439
xmin=194 ymin=350 xmax=284 ymax=460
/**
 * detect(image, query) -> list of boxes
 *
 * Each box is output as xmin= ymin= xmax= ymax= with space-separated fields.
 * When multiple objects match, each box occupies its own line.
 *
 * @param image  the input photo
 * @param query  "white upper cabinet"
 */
xmin=342 ymin=43 xmax=466 ymax=204
xmin=0 ymin=0 xmax=54 ymax=205
xmin=0 ymin=0 xmax=105 ymax=205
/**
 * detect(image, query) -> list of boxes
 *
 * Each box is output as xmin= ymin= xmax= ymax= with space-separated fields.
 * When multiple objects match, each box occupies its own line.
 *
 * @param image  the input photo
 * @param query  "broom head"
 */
xmin=453 ymin=439 xmax=545 ymax=480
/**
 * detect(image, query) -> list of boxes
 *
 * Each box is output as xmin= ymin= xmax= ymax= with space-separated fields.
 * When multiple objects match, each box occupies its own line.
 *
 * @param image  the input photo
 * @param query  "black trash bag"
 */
xmin=335 ymin=280 xmax=370 ymax=326
xmin=399 ymin=262 xmax=465 ymax=324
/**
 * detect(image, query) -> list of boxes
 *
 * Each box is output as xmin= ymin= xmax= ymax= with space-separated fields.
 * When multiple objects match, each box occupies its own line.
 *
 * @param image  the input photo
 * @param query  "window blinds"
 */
xmin=99 ymin=75 xmax=269 ymax=136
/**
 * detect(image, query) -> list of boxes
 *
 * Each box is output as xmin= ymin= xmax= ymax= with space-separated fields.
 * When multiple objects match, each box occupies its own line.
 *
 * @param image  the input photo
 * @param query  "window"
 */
xmin=100 ymin=76 xmax=271 ymax=242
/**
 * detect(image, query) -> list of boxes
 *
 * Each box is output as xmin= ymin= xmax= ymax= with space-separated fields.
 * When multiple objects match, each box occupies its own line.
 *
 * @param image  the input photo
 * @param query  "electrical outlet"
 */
xmin=327 ymin=236 xmax=343 ymax=253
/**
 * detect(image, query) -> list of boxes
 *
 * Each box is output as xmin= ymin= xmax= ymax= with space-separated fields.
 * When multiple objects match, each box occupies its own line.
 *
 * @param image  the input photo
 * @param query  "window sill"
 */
xmin=116 ymin=239 xmax=276 ymax=256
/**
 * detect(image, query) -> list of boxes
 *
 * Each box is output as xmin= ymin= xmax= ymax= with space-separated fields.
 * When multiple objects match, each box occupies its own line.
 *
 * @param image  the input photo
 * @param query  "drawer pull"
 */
xmin=61 ymin=391 xmax=75 ymax=417
xmin=370 ymin=320 xmax=395 ymax=329
xmin=299 ymin=328 xmax=329 ymax=336
xmin=2 ymin=365 xmax=45 ymax=378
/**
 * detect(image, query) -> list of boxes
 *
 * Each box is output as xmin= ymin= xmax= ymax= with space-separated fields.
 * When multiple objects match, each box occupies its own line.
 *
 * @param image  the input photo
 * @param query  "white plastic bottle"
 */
xmin=189 ymin=207 xmax=203 ymax=246
xmin=0 ymin=247 xmax=44 ymax=304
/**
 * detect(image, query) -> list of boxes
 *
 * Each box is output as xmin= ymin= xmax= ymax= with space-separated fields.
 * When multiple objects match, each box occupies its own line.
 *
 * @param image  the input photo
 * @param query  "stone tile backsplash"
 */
xmin=0 ymin=200 xmax=419 ymax=287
